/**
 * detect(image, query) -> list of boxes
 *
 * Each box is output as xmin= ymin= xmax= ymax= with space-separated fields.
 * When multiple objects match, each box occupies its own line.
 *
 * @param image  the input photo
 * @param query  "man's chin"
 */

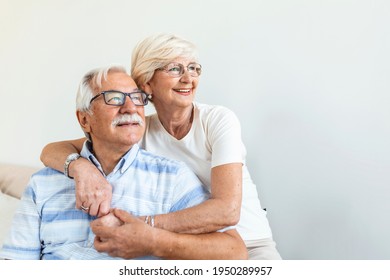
xmin=119 ymin=134 xmax=143 ymax=147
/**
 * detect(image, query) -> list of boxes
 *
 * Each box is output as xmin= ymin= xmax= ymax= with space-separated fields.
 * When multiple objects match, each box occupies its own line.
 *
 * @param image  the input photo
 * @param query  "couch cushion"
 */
xmin=0 ymin=163 xmax=40 ymax=199
xmin=0 ymin=191 xmax=21 ymax=249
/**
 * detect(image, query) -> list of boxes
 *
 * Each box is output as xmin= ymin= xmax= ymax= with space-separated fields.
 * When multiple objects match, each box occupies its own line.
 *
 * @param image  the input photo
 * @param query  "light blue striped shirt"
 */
xmin=0 ymin=142 xmax=209 ymax=260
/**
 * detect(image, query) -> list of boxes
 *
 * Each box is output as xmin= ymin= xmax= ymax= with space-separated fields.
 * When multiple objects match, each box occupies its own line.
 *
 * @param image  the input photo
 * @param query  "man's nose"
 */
xmin=120 ymin=96 xmax=137 ymax=113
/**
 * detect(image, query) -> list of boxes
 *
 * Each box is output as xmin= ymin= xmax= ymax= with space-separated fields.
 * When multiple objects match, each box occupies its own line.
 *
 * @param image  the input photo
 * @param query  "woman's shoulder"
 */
xmin=194 ymin=102 xmax=239 ymax=125
xmin=194 ymin=102 xmax=237 ymax=118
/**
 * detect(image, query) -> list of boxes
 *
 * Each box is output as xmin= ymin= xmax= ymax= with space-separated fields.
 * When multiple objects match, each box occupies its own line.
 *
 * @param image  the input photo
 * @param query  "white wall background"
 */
xmin=1 ymin=0 xmax=389 ymax=259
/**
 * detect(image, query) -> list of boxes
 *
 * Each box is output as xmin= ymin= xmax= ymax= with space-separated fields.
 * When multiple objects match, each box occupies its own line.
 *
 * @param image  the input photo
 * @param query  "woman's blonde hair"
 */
xmin=131 ymin=34 xmax=199 ymax=87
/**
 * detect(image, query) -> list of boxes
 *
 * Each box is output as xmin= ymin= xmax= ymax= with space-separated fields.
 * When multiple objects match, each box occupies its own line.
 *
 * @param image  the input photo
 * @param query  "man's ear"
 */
xmin=76 ymin=110 xmax=91 ymax=134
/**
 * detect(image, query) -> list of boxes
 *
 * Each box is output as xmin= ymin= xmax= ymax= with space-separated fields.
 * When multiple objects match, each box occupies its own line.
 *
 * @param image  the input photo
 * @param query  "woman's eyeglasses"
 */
xmin=157 ymin=62 xmax=202 ymax=77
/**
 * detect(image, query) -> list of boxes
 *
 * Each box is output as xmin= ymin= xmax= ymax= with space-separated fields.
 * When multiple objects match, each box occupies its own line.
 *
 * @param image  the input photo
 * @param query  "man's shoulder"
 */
xmin=31 ymin=167 xmax=66 ymax=179
xmin=19 ymin=167 xmax=70 ymax=201
xmin=28 ymin=167 xmax=69 ymax=189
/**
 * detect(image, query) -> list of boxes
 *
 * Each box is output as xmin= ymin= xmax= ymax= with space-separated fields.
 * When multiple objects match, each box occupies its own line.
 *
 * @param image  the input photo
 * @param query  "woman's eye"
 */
xmin=169 ymin=66 xmax=181 ymax=72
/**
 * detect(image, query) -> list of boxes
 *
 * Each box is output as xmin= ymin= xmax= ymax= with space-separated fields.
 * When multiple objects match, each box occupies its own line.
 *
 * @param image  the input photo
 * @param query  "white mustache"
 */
xmin=111 ymin=114 xmax=144 ymax=127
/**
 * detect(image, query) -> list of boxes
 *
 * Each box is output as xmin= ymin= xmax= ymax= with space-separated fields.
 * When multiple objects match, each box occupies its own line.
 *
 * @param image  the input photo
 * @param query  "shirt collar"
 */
xmin=80 ymin=140 xmax=140 ymax=176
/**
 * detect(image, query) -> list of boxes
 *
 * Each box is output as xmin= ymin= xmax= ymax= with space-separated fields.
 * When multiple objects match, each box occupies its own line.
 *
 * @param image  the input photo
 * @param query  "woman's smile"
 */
xmin=173 ymin=88 xmax=192 ymax=96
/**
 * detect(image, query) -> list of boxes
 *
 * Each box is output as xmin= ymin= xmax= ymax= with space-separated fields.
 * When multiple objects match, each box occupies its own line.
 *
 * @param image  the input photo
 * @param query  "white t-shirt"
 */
xmin=140 ymin=102 xmax=273 ymax=241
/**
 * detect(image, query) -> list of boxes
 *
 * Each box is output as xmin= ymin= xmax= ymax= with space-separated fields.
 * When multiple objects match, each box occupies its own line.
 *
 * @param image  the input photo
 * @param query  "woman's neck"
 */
xmin=155 ymin=104 xmax=194 ymax=140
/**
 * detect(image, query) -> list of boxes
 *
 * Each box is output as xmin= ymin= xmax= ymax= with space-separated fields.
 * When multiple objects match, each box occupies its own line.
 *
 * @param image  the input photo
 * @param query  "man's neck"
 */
xmin=89 ymin=142 xmax=133 ymax=175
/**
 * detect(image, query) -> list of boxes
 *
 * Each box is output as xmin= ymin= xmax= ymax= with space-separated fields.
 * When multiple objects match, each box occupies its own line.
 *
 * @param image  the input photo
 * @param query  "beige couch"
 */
xmin=0 ymin=163 xmax=40 ymax=248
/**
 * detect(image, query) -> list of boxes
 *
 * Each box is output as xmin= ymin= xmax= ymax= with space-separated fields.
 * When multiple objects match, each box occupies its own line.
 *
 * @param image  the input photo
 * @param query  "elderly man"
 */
xmin=0 ymin=65 xmax=247 ymax=260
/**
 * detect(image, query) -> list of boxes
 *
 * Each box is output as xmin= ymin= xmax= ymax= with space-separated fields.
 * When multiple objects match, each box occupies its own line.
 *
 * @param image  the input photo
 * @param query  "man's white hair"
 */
xmin=76 ymin=65 xmax=127 ymax=113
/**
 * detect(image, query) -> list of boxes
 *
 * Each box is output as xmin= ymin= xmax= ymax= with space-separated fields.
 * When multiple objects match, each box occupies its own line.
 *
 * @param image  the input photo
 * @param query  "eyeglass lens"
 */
xmin=103 ymin=91 xmax=147 ymax=106
xmin=165 ymin=63 xmax=202 ymax=77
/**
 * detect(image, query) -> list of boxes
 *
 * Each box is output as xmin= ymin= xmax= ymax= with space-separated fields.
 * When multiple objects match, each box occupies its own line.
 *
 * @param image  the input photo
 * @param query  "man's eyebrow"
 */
xmin=105 ymin=88 xmax=141 ymax=92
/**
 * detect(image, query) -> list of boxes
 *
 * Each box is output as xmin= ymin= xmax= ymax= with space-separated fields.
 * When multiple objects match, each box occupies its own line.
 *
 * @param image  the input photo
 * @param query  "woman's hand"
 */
xmin=72 ymin=158 xmax=112 ymax=217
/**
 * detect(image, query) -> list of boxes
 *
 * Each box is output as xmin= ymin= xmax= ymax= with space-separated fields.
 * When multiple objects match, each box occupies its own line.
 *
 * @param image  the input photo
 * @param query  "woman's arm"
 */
xmin=150 ymin=107 xmax=244 ymax=234
xmin=92 ymin=209 xmax=247 ymax=260
xmin=40 ymin=138 xmax=85 ymax=172
xmin=40 ymin=138 xmax=113 ymax=216
xmin=41 ymin=141 xmax=242 ymax=231
xmin=151 ymin=163 xmax=242 ymax=234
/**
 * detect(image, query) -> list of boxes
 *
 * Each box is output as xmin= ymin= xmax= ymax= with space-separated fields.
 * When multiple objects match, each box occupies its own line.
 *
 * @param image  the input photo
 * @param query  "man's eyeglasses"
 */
xmin=89 ymin=90 xmax=149 ymax=106
xmin=158 ymin=62 xmax=202 ymax=77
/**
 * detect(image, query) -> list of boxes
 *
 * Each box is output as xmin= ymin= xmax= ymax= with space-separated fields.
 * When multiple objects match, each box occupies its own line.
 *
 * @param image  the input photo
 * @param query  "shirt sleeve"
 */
xmin=0 ymin=178 xmax=42 ymax=260
xmin=169 ymin=163 xmax=210 ymax=212
xmin=205 ymin=106 xmax=246 ymax=168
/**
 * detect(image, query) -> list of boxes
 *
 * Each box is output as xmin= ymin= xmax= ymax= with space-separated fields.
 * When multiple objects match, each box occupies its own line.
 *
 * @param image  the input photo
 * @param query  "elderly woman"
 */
xmin=40 ymin=34 xmax=281 ymax=260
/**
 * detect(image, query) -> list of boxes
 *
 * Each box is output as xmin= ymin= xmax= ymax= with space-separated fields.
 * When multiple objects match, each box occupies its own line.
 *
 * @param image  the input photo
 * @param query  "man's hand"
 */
xmin=97 ymin=211 xmax=124 ymax=227
xmin=91 ymin=209 xmax=155 ymax=259
xmin=72 ymin=158 xmax=112 ymax=217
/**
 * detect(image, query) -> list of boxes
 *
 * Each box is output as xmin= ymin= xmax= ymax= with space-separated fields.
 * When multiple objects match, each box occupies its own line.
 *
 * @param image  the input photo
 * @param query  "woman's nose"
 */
xmin=179 ymin=70 xmax=193 ymax=83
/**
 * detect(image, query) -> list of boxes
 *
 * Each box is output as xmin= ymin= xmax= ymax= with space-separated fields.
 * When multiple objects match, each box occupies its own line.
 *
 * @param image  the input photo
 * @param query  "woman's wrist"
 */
xmin=139 ymin=215 xmax=157 ymax=227
xmin=64 ymin=153 xmax=81 ymax=178
xmin=68 ymin=156 xmax=88 ymax=178
xmin=148 ymin=227 xmax=164 ymax=258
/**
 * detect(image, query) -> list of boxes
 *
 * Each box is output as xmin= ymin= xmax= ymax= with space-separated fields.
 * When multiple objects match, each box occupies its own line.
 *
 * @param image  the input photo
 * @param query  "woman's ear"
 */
xmin=76 ymin=110 xmax=91 ymax=134
xmin=141 ymin=83 xmax=153 ymax=101
xmin=142 ymin=82 xmax=152 ymax=95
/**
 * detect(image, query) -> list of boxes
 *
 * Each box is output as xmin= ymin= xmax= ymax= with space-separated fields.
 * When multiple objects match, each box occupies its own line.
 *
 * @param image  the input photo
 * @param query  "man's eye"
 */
xmin=108 ymin=96 xmax=122 ymax=104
